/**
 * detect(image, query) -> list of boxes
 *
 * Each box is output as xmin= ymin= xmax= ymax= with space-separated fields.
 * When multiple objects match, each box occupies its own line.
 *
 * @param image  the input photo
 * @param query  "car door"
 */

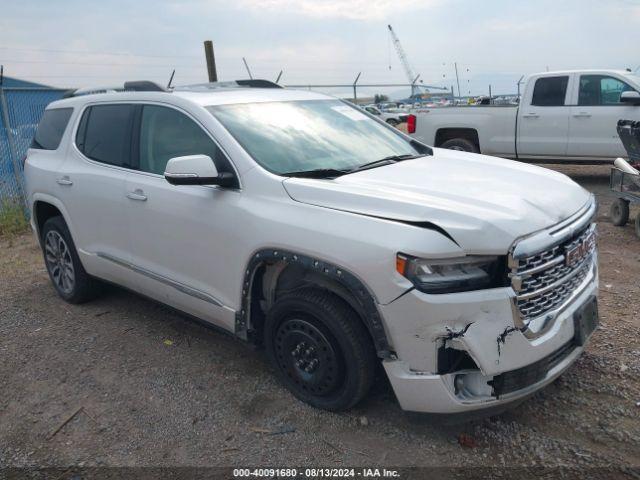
xmin=517 ymin=75 xmax=572 ymax=157
xmin=567 ymin=74 xmax=640 ymax=159
xmin=55 ymin=103 xmax=135 ymax=285
xmin=124 ymin=103 xmax=241 ymax=331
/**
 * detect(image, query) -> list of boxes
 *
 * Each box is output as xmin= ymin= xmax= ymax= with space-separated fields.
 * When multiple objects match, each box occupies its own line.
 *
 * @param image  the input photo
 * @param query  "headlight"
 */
xmin=396 ymin=254 xmax=505 ymax=294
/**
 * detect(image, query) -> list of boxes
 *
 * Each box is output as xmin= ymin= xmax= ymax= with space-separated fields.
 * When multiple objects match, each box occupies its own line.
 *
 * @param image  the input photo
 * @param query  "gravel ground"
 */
xmin=0 ymin=164 xmax=639 ymax=477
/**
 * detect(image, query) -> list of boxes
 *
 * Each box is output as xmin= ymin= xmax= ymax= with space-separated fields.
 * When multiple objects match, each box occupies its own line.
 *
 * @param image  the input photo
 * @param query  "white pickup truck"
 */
xmin=410 ymin=69 xmax=640 ymax=162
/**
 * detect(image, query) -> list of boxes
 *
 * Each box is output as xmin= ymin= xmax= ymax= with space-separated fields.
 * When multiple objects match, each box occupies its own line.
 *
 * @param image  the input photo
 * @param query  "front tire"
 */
xmin=610 ymin=198 xmax=630 ymax=226
xmin=635 ymin=214 xmax=640 ymax=239
xmin=264 ymin=289 xmax=376 ymax=411
xmin=41 ymin=216 xmax=100 ymax=304
xmin=441 ymin=138 xmax=479 ymax=153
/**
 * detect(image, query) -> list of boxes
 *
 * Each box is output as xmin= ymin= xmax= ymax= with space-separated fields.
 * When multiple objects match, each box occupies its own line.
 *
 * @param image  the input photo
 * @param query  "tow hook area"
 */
xmin=438 ymin=322 xmax=576 ymax=400
xmin=438 ymin=315 xmax=570 ymax=378
xmin=496 ymin=325 xmax=527 ymax=357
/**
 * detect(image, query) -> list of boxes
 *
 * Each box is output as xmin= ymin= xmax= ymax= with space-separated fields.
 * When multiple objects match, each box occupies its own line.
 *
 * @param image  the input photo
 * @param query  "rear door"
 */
xmin=55 ymin=103 xmax=135 ymax=285
xmin=567 ymin=74 xmax=640 ymax=159
xmin=517 ymin=75 xmax=572 ymax=157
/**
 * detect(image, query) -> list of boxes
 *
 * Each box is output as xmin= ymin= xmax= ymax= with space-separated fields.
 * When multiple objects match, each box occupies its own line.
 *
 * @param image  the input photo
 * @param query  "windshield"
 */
xmin=625 ymin=73 xmax=640 ymax=87
xmin=207 ymin=100 xmax=423 ymax=175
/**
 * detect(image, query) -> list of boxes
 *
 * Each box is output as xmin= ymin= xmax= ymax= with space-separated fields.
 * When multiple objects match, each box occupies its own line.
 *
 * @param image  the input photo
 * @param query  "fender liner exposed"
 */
xmin=237 ymin=249 xmax=393 ymax=358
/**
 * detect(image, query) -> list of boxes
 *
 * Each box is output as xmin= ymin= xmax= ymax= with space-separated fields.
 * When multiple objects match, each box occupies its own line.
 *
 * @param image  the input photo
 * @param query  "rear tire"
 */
xmin=264 ymin=288 xmax=376 ymax=411
xmin=610 ymin=199 xmax=630 ymax=226
xmin=386 ymin=119 xmax=399 ymax=127
xmin=441 ymin=138 xmax=479 ymax=153
xmin=41 ymin=216 xmax=101 ymax=304
xmin=635 ymin=214 xmax=640 ymax=239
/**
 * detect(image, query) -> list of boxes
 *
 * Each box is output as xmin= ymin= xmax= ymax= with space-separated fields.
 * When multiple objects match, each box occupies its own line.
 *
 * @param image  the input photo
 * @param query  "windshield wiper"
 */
xmin=282 ymin=154 xmax=425 ymax=179
xmin=347 ymin=154 xmax=424 ymax=174
xmin=282 ymin=168 xmax=350 ymax=179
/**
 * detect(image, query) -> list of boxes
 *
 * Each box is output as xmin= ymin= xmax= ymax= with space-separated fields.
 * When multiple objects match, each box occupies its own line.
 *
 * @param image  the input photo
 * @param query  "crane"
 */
xmin=387 ymin=24 xmax=421 ymax=95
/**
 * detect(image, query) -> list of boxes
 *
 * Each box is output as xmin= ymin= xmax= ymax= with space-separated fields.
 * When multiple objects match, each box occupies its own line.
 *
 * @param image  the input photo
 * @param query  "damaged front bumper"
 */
xmin=379 ymin=255 xmax=598 ymax=414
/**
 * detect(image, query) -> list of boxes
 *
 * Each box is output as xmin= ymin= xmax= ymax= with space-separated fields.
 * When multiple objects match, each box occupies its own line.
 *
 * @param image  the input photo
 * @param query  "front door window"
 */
xmin=578 ymin=75 xmax=636 ymax=105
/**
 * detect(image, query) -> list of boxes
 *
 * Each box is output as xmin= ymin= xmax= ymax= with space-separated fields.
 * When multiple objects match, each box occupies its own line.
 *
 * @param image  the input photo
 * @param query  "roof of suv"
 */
xmin=173 ymin=87 xmax=333 ymax=106
xmin=48 ymin=86 xmax=334 ymax=110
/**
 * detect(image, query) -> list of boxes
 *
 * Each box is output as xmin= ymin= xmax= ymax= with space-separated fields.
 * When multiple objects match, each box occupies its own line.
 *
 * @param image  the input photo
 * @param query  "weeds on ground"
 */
xmin=0 ymin=199 xmax=29 ymax=238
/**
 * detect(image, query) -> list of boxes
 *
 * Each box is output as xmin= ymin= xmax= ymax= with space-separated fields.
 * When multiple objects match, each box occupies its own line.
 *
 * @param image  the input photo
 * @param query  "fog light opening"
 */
xmin=454 ymin=374 xmax=466 ymax=395
xmin=453 ymin=371 xmax=496 ymax=400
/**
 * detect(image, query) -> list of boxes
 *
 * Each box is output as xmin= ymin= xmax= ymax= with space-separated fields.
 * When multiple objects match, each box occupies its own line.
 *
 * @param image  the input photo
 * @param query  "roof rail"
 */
xmin=124 ymin=80 xmax=165 ymax=92
xmin=173 ymin=79 xmax=283 ymax=91
xmin=64 ymin=80 xmax=166 ymax=98
xmin=235 ymin=79 xmax=282 ymax=88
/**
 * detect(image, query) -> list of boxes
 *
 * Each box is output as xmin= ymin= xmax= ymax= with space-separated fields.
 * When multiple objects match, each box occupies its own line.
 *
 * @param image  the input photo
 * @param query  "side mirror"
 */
xmin=164 ymin=155 xmax=236 ymax=187
xmin=620 ymin=91 xmax=640 ymax=105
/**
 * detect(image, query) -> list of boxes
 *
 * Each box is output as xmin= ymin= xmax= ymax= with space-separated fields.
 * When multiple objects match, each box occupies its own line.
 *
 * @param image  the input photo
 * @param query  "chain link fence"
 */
xmin=0 ymin=86 xmax=68 ymax=224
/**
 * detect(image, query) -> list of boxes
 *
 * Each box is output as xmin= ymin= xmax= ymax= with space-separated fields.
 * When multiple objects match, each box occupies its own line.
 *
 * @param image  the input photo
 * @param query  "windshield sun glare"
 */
xmin=207 ymin=100 xmax=422 ymax=176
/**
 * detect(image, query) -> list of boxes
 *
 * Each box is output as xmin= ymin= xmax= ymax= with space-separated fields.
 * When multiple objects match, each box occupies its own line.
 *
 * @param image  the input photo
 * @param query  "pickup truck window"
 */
xmin=531 ymin=76 xmax=569 ymax=107
xmin=578 ymin=75 xmax=636 ymax=106
xmin=207 ymin=100 xmax=420 ymax=175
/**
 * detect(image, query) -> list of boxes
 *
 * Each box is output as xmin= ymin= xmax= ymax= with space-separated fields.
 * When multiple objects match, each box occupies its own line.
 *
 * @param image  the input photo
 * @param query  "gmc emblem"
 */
xmin=565 ymin=231 xmax=596 ymax=267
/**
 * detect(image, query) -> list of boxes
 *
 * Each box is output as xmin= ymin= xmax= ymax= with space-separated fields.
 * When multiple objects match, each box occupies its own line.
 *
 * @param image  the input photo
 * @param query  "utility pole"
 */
xmin=242 ymin=57 xmax=253 ymax=79
xmin=489 ymin=84 xmax=492 ymax=104
xmin=454 ymin=62 xmax=461 ymax=98
xmin=204 ymin=40 xmax=218 ymax=82
xmin=353 ymin=72 xmax=361 ymax=103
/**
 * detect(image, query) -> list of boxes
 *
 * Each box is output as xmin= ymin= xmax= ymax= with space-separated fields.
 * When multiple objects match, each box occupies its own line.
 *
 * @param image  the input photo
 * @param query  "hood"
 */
xmin=282 ymin=148 xmax=591 ymax=253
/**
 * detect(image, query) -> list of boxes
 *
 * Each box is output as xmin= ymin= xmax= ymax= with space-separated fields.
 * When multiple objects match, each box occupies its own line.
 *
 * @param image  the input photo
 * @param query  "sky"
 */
xmin=1 ymin=0 xmax=639 ymax=99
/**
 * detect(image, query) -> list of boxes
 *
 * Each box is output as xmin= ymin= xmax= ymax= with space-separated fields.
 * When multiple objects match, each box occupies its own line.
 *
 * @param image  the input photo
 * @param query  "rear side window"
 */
xmin=76 ymin=104 xmax=134 ymax=167
xmin=531 ymin=76 xmax=569 ymax=106
xmin=32 ymin=108 xmax=73 ymax=150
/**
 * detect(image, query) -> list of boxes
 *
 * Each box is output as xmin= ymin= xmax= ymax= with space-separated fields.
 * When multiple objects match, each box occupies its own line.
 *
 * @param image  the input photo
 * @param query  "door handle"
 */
xmin=522 ymin=113 xmax=539 ymax=118
xmin=573 ymin=112 xmax=591 ymax=118
xmin=126 ymin=189 xmax=147 ymax=201
xmin=56 ymin=176 xmax=73 ymax=186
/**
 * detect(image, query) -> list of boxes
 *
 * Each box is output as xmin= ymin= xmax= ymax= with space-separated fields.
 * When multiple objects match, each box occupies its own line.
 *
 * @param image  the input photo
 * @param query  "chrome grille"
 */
xmin=510 ymin=224 xmax=596 ymax=322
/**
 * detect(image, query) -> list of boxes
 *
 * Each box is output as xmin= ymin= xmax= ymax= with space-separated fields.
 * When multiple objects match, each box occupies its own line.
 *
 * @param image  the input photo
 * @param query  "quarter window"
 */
xmin=76 ymin=104 xmax=134 ymax=167
xmin=139 ymin=105 xmax=233 ymax=177
xmin=531 ymin=76 xmax=569 ymax=106
xmin=32 ymin=108 xmax=73 ymax=150
xmin=578 ymin=75 xmax=636 ymax=106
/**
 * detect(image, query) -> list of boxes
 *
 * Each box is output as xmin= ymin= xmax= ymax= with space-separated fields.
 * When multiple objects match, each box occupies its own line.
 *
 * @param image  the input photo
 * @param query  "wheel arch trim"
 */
xmin=31 ymin=193 xmax=76 ymax=243
xmin=238 ymin=248 xmax=393 ymax=358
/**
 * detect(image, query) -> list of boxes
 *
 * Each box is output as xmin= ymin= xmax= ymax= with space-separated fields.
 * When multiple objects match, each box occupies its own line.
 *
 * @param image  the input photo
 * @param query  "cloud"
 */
xmin=233 ymin=0 xmax=439 ymax=21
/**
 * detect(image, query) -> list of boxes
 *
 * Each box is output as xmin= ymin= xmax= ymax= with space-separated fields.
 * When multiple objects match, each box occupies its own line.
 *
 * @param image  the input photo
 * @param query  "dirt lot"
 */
xmin=1 ymin=164 xmax=639 ymax=478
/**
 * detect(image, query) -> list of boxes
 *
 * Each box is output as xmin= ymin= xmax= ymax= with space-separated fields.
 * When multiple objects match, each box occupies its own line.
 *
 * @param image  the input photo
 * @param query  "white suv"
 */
xmin=24 ymin=80 xmax=599 ymax=414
